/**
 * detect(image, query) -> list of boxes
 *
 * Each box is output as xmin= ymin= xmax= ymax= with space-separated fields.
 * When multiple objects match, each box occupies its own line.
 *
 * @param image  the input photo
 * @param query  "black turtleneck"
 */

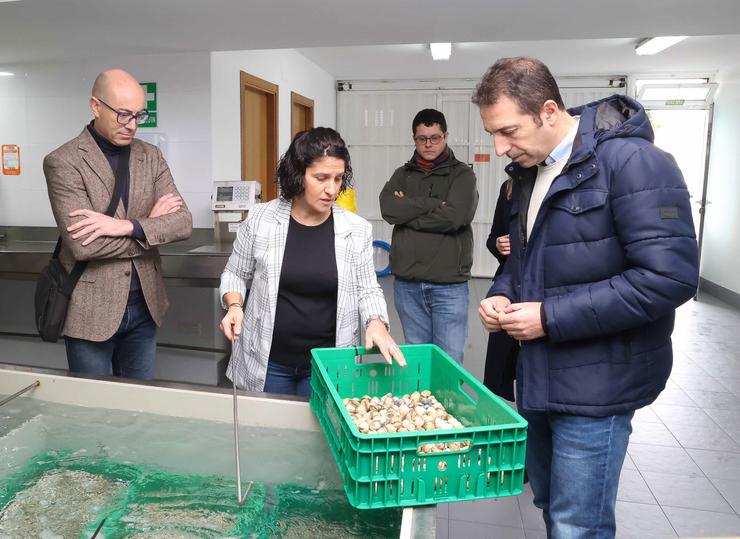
xmin=87 ymin=121 xmax=145 ymax=302
xmin=87 ymin=121 xmax=145 ymax=241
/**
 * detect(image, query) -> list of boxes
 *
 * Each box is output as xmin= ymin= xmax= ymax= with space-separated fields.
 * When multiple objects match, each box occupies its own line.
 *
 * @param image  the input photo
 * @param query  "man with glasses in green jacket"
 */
xmin=379 ymin=109 xmax=479 ymax=364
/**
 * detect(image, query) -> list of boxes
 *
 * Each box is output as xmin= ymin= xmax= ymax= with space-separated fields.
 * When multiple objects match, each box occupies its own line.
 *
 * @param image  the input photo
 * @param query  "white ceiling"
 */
xmin=298 ymin=35 xmax=740 ymax=80
xmin=1 ymin=0 xmax=739 ymax=77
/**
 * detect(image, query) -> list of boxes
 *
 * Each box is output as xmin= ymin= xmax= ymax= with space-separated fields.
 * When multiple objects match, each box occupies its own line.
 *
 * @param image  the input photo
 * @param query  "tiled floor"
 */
xmin=381 ymin=278 xmax=740 ymax=538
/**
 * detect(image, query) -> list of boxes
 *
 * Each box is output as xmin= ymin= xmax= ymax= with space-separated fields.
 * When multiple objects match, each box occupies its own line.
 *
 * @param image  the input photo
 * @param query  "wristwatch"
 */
xmin=365 ymin=314 xmax=389 ymax=330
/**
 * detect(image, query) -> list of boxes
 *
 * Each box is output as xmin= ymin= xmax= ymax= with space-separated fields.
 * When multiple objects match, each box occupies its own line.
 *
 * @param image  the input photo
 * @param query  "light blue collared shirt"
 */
xmin=544 ymin=116 xmax=580 ymax=166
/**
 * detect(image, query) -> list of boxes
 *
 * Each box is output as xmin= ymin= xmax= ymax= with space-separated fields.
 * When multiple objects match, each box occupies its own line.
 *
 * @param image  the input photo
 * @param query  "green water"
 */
xmin=0 ymin=398 xmax=401 ymax=538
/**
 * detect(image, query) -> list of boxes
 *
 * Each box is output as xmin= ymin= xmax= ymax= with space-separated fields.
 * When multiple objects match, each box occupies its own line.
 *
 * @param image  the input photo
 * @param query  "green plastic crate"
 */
xmin=310 ymin=344 xmax=527 ymax=509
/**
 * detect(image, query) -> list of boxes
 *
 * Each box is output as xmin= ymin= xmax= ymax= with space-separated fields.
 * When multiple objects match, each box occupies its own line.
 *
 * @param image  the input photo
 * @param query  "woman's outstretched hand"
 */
xmin=365 ymin=320 xmax=406 ymax=367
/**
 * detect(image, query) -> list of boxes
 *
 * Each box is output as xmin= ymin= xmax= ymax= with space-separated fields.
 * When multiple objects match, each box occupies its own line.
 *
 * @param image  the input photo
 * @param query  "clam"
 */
xmin=343 ymin=389 xmax=468 ymax=441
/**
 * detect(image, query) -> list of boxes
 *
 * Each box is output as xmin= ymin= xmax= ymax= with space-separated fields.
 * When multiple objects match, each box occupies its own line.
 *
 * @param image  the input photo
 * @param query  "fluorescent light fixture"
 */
xmin=640 ymin=85 xmax=713 ymax=102
xmin=0 ymin=72 xmax=15 ymax=77
xmin=636 ymin=78 xmax=708 ymax=87
xmin=635 ymin=78 xmax=707 ymax=93
xmin=430 ymin=42 xmax=451 ymax=61
xmin=635 ymin=36 xmax=688 ymax=55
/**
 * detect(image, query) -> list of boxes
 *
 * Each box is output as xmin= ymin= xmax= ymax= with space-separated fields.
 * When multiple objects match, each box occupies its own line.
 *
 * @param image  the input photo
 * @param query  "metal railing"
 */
xmin=0 ymin=380 xmax=39 ymax=407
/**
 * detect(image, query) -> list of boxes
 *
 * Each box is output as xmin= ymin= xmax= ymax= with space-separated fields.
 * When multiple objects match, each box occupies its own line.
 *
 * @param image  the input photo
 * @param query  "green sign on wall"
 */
xmin=139 ymin=82 xmax=157 ymax=128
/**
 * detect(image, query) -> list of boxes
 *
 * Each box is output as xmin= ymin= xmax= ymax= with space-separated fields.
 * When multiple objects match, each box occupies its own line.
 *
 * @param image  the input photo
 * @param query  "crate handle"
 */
xmin=459 ymin=381 xmax=479 ymax=404
xmin=353 ymin=346 xmax=391 ymax=364
xmin=416 ymin=438 xmax=473 ymax=455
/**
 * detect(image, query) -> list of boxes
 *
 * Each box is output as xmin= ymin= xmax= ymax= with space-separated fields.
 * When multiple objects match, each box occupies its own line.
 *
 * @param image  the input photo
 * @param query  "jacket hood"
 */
xmin=505 ymin=94 xmax=653 ymax=179
xmin=569 ymin=94 xmax=654 ymax=146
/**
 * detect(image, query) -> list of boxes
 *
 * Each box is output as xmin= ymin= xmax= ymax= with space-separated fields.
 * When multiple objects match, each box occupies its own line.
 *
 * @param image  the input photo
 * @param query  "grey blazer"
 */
xmin=43 ymin=127 xmax=193 ymax=341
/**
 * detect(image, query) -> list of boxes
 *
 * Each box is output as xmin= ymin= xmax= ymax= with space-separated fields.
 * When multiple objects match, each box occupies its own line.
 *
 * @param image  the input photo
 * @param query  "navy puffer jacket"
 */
xmin=489 ymin=95 xmax=699 ymax=416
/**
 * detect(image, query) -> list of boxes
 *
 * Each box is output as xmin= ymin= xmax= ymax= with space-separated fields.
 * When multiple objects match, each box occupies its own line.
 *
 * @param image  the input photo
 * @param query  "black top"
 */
xmin=269 ymin=214 xmax=338 ymax=368
xmin=87 ymin=122 xmax=144 ymax=302
xmin=483 ymin=180 xmax=518 ymax=401
xmin=486 ymin=181 xmax=513 ymax=278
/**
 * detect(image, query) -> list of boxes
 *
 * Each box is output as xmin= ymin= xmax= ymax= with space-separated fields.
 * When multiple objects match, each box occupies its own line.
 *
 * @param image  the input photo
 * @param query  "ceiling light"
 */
xmin=635 ymin=78 xmax=708 ymax=93
xmin=635 ymin=36 xmax=688 ymax=55
xmin=0 ymin=72 xmax=16 ymax=77
xmin=640 ymin=86 xmax=713 ymax=101
xmin=430 ymin=43 xmax=451 ymax=61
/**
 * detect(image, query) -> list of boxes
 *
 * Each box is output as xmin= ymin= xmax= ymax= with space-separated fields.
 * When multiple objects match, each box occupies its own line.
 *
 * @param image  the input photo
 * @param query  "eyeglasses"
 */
xmin=95 ymin=97 xmax=149 ymax=125
xmin=413 ymin=134 xmax=444 ymax=145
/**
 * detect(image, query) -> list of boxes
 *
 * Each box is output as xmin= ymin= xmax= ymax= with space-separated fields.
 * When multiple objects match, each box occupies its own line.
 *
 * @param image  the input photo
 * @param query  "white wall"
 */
xmin=210 ymin=49 xmax=336 ymax=183
xmin=702 ymin=65 xmax=740 ymax=294
xmin=0 ymin=52 xmax=212 ymax=228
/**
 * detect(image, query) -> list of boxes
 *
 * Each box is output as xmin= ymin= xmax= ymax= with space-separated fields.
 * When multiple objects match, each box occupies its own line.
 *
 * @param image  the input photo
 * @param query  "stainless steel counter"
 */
xmin=0 ymin=226 xmax=234 ymax=385
xmin=0 ymin=226 xmax=232 ymax=287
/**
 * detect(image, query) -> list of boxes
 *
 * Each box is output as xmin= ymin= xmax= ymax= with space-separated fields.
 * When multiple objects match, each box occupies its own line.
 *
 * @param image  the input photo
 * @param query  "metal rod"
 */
xmin=0 ymin=380 xmax=40 ymax=408
xmin=231 ymin=336 xmax=253 ymax=506
xmin=91 ymin=516 xmax=107 ymax=538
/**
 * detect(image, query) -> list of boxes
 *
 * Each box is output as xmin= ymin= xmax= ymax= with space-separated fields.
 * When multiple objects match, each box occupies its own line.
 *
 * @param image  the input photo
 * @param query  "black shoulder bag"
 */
xmin=35 ymin=158 xmax=127 ymax=342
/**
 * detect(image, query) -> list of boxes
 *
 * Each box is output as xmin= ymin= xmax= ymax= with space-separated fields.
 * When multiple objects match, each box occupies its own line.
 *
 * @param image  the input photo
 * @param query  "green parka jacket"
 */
xmin=379 ymin=149 xmax=478 ymax=283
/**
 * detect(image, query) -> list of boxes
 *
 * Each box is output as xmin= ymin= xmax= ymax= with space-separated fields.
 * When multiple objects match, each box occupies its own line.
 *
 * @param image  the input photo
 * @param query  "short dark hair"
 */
xmin=276 ymin=127 xmax=353 ymax=201
xmin=412 ymin=108 xmax=447 ymax=134
xmin=472 ymin=56 xmax=565 ymax=126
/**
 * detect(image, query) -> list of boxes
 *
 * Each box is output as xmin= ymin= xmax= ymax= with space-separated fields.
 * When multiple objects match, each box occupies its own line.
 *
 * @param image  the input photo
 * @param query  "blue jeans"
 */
xmin=522 ymin=410 xmax=634 ymax=539
xmin=64 ymin=300 xmax=157 ymax=380
xmin=393 ymin=279 xmax=468 ymax=364
xmin=263 ymin=361 xmax=312 ymax=397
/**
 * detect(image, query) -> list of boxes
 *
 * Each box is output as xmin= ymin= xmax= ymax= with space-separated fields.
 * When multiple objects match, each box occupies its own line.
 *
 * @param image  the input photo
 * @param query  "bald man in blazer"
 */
xmin=43 ymin=68 xmax=192 ymax=380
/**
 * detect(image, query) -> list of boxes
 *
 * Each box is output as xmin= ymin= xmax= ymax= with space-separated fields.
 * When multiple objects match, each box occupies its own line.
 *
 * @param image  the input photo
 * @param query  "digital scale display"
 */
xmin=216 ymin=186 xmax=233 ymax=201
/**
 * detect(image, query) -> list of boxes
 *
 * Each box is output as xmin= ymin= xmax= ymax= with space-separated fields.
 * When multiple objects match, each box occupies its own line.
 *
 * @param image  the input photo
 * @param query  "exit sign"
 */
xmin=665 ymin=99 xmax=685 ymax=106
xmin=139 ymin=82 xmax=157 ymax=127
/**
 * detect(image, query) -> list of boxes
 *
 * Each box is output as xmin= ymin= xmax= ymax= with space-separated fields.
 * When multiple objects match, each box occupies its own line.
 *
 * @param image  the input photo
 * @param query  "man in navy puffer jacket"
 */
xmin=473 ymin=57 xmax=699 ymax=539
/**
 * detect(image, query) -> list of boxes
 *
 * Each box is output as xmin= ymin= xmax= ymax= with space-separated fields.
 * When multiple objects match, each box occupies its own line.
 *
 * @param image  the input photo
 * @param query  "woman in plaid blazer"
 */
xmin=219 ymin=128 xmax=406 ymax=395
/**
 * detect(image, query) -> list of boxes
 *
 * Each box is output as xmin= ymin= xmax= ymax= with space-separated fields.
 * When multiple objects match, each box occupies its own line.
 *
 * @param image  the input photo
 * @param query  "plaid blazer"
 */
xmin=220 ymin=198 xmax=389 ymax=391
xmin=44 ymin=128 xmax=192 ymax=341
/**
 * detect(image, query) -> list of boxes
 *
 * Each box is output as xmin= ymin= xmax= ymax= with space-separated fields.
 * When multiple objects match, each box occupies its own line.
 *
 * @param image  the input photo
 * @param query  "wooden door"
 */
xmin=291 ymin=91 xmax=314 ymax=139
xmin=240 ymin=71 xmax=279 ymax=201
